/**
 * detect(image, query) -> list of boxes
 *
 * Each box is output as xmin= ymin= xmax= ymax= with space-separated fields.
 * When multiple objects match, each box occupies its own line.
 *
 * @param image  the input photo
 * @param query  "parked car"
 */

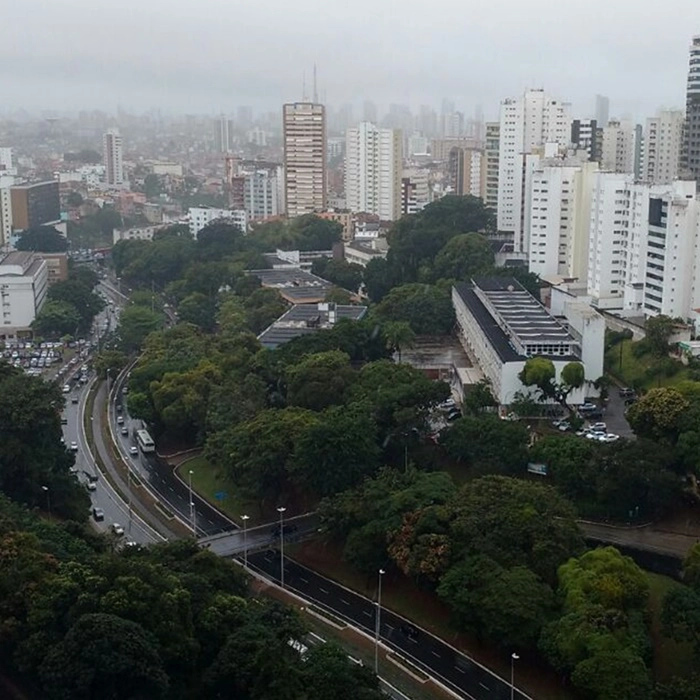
xmin=92 ymin=507 xmax=105 ymax=521
xmin=86 ymin=481 xmax=97 ymax=492
xmin=599 ymin=433 xmax=621 ymax=443
xmin=590 ymin=422 xmax=607 ymax=432
xmin=619 ymin=387 xmax=635 ymax=398
xmin=557 ymin=421 xmax=571 ymax=432
xmin=117 ymin=416 xmax=124 ymax=425
xmin=70 ymin=441 xmax=78 ymax=451
xmin=111 ymin=523 xmax=125 ymax=536
xmin=121 ymin=426 xmax=129 ymax=436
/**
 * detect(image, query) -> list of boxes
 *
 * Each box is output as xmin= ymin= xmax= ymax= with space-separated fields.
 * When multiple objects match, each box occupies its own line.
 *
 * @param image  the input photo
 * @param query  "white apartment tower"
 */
xmin=600 ymin=120 xmax=637 ymax=174
xmin=642 ymin=109 xmax=684 ymax=184
xmin=244 ymin=170 xmax=280 ymax=221
xmin=103 ymin=129 xmax=124 ymax=186
xmin=283 ymin=102 xmax=327 ymax=218
xmin=345 ymin=122 xmax=402 ymax=221
xmin=485 ymin=122 xmax=500 ymax=212
xmin=497 ymin=89 xmax=571 ymax=252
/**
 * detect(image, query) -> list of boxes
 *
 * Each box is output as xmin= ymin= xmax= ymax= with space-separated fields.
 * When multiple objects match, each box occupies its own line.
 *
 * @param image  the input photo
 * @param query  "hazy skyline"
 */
xmin=1 ymin=0 xmax=699 ymax=121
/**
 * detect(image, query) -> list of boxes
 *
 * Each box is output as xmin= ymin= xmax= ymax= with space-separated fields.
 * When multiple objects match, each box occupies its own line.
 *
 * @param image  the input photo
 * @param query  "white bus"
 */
xmin=136 ymin=429 xmax=155 ymax=453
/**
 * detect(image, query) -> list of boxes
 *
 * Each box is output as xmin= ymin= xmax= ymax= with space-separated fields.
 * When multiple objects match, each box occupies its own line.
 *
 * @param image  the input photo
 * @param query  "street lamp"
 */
xmin=188 ymin=469 xmax=196 ymax=536
xmin=41 ymin=485 xmax=51 ymax=518
xmin=277 ymin=506 xmax=287 ymax=588
xmin=375 ymin=568 xmax=385 ymax=674
xmin=241 ymin=514 xmax=250 ymax=567
xmin=511 ymin=652 xmax=519 ymax=700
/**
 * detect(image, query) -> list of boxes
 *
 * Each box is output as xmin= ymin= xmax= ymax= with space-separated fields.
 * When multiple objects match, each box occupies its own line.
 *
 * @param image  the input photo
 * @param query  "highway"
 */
xmin=247 ymin=551 xmax=531 ymax=700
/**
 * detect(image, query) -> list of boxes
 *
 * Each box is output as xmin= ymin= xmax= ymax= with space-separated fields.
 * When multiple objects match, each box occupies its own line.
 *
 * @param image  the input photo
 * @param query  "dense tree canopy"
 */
xmin=372 ymin=283 xmax=455 ymax=335
xmin=15 ymin=225 xmax=68 ymax=252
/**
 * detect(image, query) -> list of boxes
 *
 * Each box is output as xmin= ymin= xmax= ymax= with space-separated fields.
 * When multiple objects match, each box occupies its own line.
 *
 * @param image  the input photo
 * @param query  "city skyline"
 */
xmin=1 ymin=1 xmax=700 ymax=120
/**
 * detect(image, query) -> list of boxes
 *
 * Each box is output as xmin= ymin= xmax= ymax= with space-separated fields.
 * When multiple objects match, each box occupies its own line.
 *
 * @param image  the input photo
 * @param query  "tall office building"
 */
xmin=345 ymin=122 xmax=402 ymax=221
xmin=283 ymin=102 xmax=327 ymax=218
xmin=214 ymin=116 xmax=233 ymax=153
xmin=600 ymin=120 xmax=637 ymax=174
xmin=682 ymin=35 xmax=700 ymax=181
xmin=484 ymin=122 xmax=500 ymax=213
xmin=497 ymin=89 xmax=572 ymax=251
xmin=103 ymin=129 xmax=124 ymax=186
xmin=594 ymin=95 xmax=610 ymax=128
xmin=642 ymin=109 xmax=684 ymax=184
xmin=10 ymin=181 xmax=60 ymax=231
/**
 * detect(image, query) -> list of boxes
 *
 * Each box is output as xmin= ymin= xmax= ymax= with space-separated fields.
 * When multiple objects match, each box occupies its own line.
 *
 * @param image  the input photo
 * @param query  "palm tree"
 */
xmin=384 ymin=321 xmax=416 ymax=363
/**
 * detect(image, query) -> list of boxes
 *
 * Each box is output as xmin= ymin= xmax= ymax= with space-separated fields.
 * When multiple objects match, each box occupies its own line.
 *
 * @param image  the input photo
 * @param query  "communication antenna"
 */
xmin=302 ymin=70 xmax=307 ymax=101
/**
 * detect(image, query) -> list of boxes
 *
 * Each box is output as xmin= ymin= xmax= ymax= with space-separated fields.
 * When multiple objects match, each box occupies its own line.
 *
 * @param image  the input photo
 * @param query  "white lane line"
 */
xmin=479 ymin=683 xmax=490 ymax=691
xmin=431 ymin=651 xmax=441 ymax=659
xmin=319 ymin=586 xmax=329 ymax=594
xmin=455 ymin=666 xmax=466 ymax=674
xmin=300 ymin=576 xmax=309 ymax=583
xmin=363 ymin=610 xmax=373 ymax=617
xmin=340 ymin=599 xmax=350 ymax=606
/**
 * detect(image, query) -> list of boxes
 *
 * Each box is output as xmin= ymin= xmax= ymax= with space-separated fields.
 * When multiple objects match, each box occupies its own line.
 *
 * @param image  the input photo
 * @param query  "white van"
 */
xmin=63 ymin=384 xmax=71 ymax=393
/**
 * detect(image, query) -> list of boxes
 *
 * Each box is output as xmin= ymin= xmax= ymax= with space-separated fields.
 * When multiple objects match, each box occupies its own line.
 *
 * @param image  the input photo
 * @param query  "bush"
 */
xmin=631 ymin=339 xmax=651 ymax=358
xmin=606 ymin=328 xmax=633 ymax=351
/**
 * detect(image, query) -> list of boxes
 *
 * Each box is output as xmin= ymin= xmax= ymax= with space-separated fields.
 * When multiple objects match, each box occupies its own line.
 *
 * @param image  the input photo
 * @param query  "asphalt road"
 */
xmin=247 ymin=551 xmax=531 ymax=700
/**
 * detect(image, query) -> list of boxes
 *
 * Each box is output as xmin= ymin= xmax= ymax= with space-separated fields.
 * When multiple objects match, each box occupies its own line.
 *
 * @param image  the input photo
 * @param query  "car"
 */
xmin=62 ymin=383 xmax=71 ymax=393
xmin=129 ymin=446 xmax=138 ymax=456
xmin=61 ymin=416 xmax=68 ymax=425
xmin=121 ymin=426 xmax=129 ymax=436
xmin=557 ymin=421 xmax=571 ymax=432
xmin=445 ymin=409 xmax=462 ymax=421
xmin=619 ymin=387 xmax=635 ymax=398
xmin=69 ymin=465 xmax=79 ymax=474
xmin=599 ymin=433 xmax=621 ymax=443
xmin=439 ymin=398 xmax=456 ymax=409
xmin=92 ymin=507 xmax=105 ymax=521
xmin=585 ymin=430 xmax=606 ymax=440
xmin=70 ymin=441 xmax=78 ymax=451
xmin=86 ymin=481 xmax=97 ymax=492
xmin=575 ymin=428 xmax=591 ymax=437
xmin=590 ymin=422 xmax=607 ymax=432
xmin=71 ymin=396 xmax=79 ymax=404
xmin=122 ymin=387 xmax=128 ymax=395
xmin=116 ymin=404 xmax=123 ymax=414
xmin=111 ymin=523 xmax=125 ymax=536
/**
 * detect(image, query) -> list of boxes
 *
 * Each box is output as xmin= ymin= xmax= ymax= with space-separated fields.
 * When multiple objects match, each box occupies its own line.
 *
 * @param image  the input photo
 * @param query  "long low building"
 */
xmin=453 ymin=277 xmax=600 ymax=407
xmin=0 ymin=251 xmax=49 ymax=338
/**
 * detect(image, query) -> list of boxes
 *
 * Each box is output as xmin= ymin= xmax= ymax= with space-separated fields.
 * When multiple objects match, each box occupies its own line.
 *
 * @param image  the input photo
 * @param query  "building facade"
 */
xmin=283 ymin=102 xmax=327 ymax=218
xmin=682 ymin=35 xmax=700 ymax=181
xmin=0 ymin=251 xmax=49 ymax=333
xmin=600 ymin=120 xmax=637 ymax=174
xmin=497 ymin=89 xmax=572 ymax=252
xmin=449 ymin=147 xmax=486 ymax=199
xmin=643 ymin=109 xmax=684 ymax=184
xmin=244 ymin=169 xmax=280 ymax=221
xmin=9 ymin=181 xmax=60 ymax=231
xmin=188 ymin=207 xmax=248 ymax=238
xmin=571 ymin=119 xmax=601 ymax=162
xmin=484 ymin=122 xmax=500 ymax=212
xmin=345 ymin=122 xmax=402 ymax=221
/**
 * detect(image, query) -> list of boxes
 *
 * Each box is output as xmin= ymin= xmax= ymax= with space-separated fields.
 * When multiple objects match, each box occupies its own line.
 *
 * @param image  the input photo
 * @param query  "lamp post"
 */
xmin=241 ymin=514 xmax=250 ymax=567
xmin=277 ymin=506 xmax=287 ymax=588
xmin=511 ymin=652 xmax=519 ymax=700
xmin=41 ymin=485 xmax=51 ymax=518
xmin=188 ymin=469 xmax=196 ymax=536
xmin=375 ymin=568 xmax=385 ymax=674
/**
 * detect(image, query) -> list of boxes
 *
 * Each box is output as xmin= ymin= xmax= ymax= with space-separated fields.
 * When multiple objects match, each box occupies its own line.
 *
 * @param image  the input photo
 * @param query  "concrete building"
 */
xmin=247 ymin=267 xmax=334 ymax=304
xmin=103 ymin=129 xmax=124 ymax=186
xmin=214 ymin=116 xmax=233 ymax=153
xmin=452 ymin=277 xmax=593 ymax=406
xmin=40 ymin=252 xmax=68 ymax=286
xmin=345 ymin=122 xmax=402 ymax=221
xmin=9 ymin=181 xmax=60 ymax=231
xmin=449 ymin=147 xmax=486 ymax=199
xmin=682 ymin=35 xmax=700 ymax=181
xmin=283 ymin=102 xmax=327 ymax=218
xmin=0 ymin=251 xmax=49 ymax=334
xmin=112 ymin=224 xmax=172 ymax=245
xmin=497 ymin=89 xmax=572 ymax=252
xmin=595 ymin=95 xmax=610 ymax=128
xmin=642 ymin=109 xmax=684 ymax=184
xmin=318 ymin=210 xmax=353 ymax=241
xmin=600 ymin=120 xmax=637 ymax=174
xmin=152 ymin=162 xmax=184 ymax=177
xmin=0 ymin=184 xmax=12 ymax=248
xmin=401 ymin=168 xmax=430 ymax=215
xmin=0 ymin=148 xmax=14 ymax=175
xmin=525 ymin=155 xmax=599 ymax=280
xmin=244 ymin=169 xmax=280 ymax=221
xmin=484 ymin=122 xmax=500 ymax=212
xmin=344 ymin=238 xmax=388 ymax=267
xmin=571 ymin=119 xmax=601 ymax=162
xmin=188 ymin=207 xmax=248 ymax=238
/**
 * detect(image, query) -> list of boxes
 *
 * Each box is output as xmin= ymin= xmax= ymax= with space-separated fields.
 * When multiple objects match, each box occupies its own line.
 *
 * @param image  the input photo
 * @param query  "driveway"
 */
xmin=598 ymin=389 xmax=634 ymax=438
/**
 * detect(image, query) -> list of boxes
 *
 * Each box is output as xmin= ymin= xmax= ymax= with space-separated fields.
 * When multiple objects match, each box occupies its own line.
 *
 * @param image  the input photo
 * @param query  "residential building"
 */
xmin=430 ymin=137 xmax=481 ymax=161
xmin=283 ymin=102 xmax=327 ymax=217
xmin=344 ymin=122 xmax=402 ymax=221
xmin=188 ymin=207 xmax=248 ymax=238
xmin=452 ymin=277 xmax=594 ymax=406
xmin=682 ymin=35 xmax=700 ymax=181
xmin=244 ymin=169 xmax=280 ymax=221
xmin=497 ymin=89 xmax=572 ymax=252
xmin=449 ymin=147 xmax=486 ymax=199
xmin=407 ymin=133 xmax=429 ymax=156
xmin=343 ymin=238 xmax=388 ymax=267
xmin=112 ymin=224 xmax=172 ymax=245
xmin=642 ymin=109 xmax=684 ymax=184
xmin=571 ymin=119 xmax=601 ymax=162
xmin=103 ymin=129 xmax=124 ymax=186
xmin=214 ymin=116 xmax=233 ymax=153
xmin=9 ymin=181 xmax=60 ymax=231
xmin=484 ymin=122 xmax=500 ymax=212
xmin=600 ymin=120 xmax=637 ymax=174
xmin=525 ymin=155 xmax=599 ymax=280
xmin=40 ymin=252 xmax=68 ymax=286
xmin=318 ymin=210 xmax=353 ymax=241
xmin=0 ymin=148 xmax=14 ymax=174
xmin=258 ymin=302 xmax=367 ymax=349
xmin=152 ymin=162 xmax=184 ymax=177
xmin=401 ymin=168 xmax=430 ymax=215
xmin=0 ymin=251 xmax=49 ymax=334
xmin=595 ymin=95 xmax=610 ymax=127
xmin=0 ymin=184 xmax=12 ymax=248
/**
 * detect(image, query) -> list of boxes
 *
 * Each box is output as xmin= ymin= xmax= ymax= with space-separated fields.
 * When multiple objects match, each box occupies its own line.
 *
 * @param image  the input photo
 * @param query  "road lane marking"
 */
xmin=479 ymin=683 xmax=490 ymax=691
xmin=340 ymin=599 xmax=350 ymax=605
xmin=363 ymin=610 xmax=372 ymax=617
xmin=455 ymin=666 xmax=466 ymax=674
xmin=319 ymin=587 xmax=329 ymax=594
xmin=431 ymin=651 xmax=441 ymax=659
xmin=299 ymin=576 xmax=309 ymax=583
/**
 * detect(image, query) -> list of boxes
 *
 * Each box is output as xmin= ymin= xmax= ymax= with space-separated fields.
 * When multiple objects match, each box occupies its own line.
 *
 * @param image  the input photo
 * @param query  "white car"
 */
xmin=112 ymin=523 xmax=125 ymax=536
xmin=70 ymin=441 xmax=78 ymax=451
xmin=590 ymin=422 xmax=607 ymax=432
xmin=129 ymin=446 xmax=138 ymax=456
xmin=599 ymin=433 xmax=620 ymax=443
xmin=585 ymin=431 xmax=606 ymax=440
xmin=63 ymin=384 xmax=71 ymax=393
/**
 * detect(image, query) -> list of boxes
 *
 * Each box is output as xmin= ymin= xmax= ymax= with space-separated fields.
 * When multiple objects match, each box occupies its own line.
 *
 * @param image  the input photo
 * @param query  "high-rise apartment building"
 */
xmin=283 ymin=102 xmax=327 ymax=218
xmin=600 ymin=120 xmax=637 ymax=174
xmin=10 ymin=181 xmax=60 ymax=231
xmin=0 ymin=185 xmax=12 ymax=248
xmin=497 ymin=89 xmax=572 ymax=251
xmin=484 ymin=122 xmax=500 ymax=213
xmin=0 ymin=148 xmax=13 ymax=174
xmin=103 ymin=129 xmax=124 ymax=186
xmin=401 ymin=169 xmax=430 ymax=216
xmin=449 ymin=147 xmax=486 ymax=199
xmin=214 ymin=116 xmax=233 ymax=153
xmin=642 ymin=109 xmax=684 ymax=184
xmin=595 ymin=95 xmax=610 ymax=128
xmin=571 ymin=119 xmax=601 ymax=161
xmin=683 ymin=35 xmax=700 ymax=181
xmin=244 ymin=169 xmax=280 ymax=221
xmin=345 ymin=122 xmax=402 ymax=221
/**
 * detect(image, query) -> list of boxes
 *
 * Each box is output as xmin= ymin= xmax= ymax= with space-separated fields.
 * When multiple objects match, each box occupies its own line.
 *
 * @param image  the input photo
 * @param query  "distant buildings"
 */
xmin=10 ymin=181 xmax=60 ymax=231
xmin=642 ymin=109 xmax=684 ymax=184
xmin=449 ymin=147 xmax=486 ymax=199
xmin=682 ymin=35 xmax=700 ymax=181
xmin=484 ymin=123 xmax=500 ymax=212
xmin=0 ymin=251 xmax=48 ymax=335
xmin=214 ymin=115 xmax=234 ymax=153
xmin=283 ymin=102 xmax=327 ymax=217
xmin=103 ymin=129 xmax=124 ymax=186
xmin=497 ymin=89 xmax=571 ymax=252
xmin=188 ymin=207 xmax=248 ymax=238
xmin=244 ymin=169 xmax=281 ymax=221
xmin=571 ymin=119 xmax=601 ymax=162
xmin=600 ymin=119 xmax=637 ymax=175
xmin=594 ymin=95 xmax=610 ymax=127
xmin=345 ymin=122 xmax=402 ymax=221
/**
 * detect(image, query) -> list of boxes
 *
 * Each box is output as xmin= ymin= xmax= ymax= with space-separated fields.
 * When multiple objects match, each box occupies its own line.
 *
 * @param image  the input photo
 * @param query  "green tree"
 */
xmin=66 ymin=191 xmax=83 ymax=208
xmin=289 ymin=214 xmax=342 ymax=250
xmin=431 ymin=232 xmax=494 ymax=281
xmin=653 ymin=675 xmax=700 ymax=700
xmin=626 ymin=388 xmax=690 ymax=443
xmin=286 ymin=350 xmax=356 ymax=411
xmin=462 ymin=379 xmax=497 ymax=415
xmin=519 ymin=358 xmax=584 ymax=410
xmin=119 ymin=305 xmax=163 ymax=352
xmin=32 ymin=300 xmax=81 ymax=337
xmin=645 ymin=315 xmax=676 ymax=357
xmin=93 ymin=349 xmax=129 ymax=380
xmin=363 ymin=257 xmax=394 ymax=302
xmin=372 ymin=283 xmax=455 ymax=334
xmin=384 ymin=321 xmax=416 ymax=363
xmin=244 ymin=288 xmax=286 ymax=334
xmin=196 ymin=221 xmax=245 ymax=261
xmin=312 ymin=258 xmax=363 ymax=291
xmin=38 ymin=613 xmax=169 ymax=700
xmin=571 ymin=646 xmax=653 ymax=700
xmin=178 ymin=292 xmax=217 ymax=332
xmin=15 ymin=226 xmax=68 ymax=252
xmin=47 ymin=279 xmax=104 ymax=335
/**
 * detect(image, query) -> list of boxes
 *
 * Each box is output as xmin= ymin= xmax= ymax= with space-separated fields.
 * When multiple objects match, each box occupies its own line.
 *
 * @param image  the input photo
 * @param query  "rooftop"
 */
xmin=248 ymin=268 xmax=334 ymax=304
xmin=258 ymin=303 xmax=367 ymax=349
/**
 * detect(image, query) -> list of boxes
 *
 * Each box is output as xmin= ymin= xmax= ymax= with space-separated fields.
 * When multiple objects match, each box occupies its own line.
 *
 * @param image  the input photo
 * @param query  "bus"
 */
xmin=136 ymin=429 xmax=155 ymax=453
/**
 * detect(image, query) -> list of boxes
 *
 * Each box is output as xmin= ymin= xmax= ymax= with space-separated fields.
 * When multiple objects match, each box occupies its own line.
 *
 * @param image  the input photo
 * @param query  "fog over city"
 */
xmin=2 ymin=0 xmax=700 ymax=117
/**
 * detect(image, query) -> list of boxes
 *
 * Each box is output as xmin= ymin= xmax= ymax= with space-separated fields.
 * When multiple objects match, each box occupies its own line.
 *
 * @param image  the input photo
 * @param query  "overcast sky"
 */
xmin=1 ymin=0 xmax=699 ymax=120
